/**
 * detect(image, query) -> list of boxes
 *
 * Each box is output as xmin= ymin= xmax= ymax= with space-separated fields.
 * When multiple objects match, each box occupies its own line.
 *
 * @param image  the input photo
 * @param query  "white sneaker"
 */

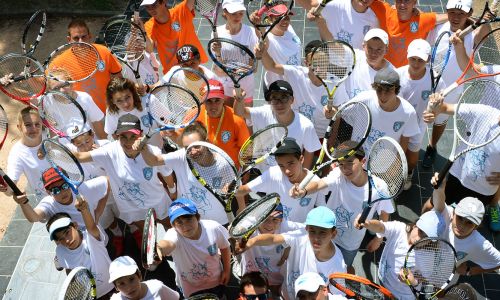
xmin=404 ymin=170 xmax=414 ymax=191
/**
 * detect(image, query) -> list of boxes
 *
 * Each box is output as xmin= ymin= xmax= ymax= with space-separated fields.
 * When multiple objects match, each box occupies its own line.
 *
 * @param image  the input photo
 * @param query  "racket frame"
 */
xmin=459 ymin=2 xmax=500 ymax=37
xmin=58 ymin=266 xmax=97 ymax=300
xmin=0 ymin=104 xmax=23 ymax=195
xmin=312 ymin=0 xmax=330 ymax=17
xmin=328 ymin=272 xmax=395 ymax=299
xmin=22 ymin=9 xmax=47 ymax=56
xmin=196 ymin=0 xmax=221 ymax=39
xmin=0 ymin=53 xmax=47 ymax=101
xmin=141 ymin=207 xmax=158 ymax=269
xmin=247 ymin=0 xmax=294 ymax=46
xmin=167 ymin=66 xmax=210 ymax=103
xmin=430 ymin=30 xmax=452 ymax=93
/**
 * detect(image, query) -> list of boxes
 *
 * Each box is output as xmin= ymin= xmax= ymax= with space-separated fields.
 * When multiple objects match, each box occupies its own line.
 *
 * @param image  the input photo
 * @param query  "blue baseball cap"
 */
xmin=305 ymin=206 xmax=336 ymax=228
xmin=416 ymin=210 xmax=446 ymax=238
xmin=168 ymin=198 xmax=198 ymax=224
xmin=270 ymin=202 xmax=284 ymax=219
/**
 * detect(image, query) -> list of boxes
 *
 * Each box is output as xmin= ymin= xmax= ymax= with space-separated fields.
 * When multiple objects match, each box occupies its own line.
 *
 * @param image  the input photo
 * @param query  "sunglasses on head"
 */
xmin=50 ymin=182 xmax=70 ymax=195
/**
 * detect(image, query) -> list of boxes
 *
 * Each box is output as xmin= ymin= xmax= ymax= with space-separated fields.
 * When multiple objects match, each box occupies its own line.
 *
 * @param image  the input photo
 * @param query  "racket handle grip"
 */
xmin=1 ymin=173 xmax=23 ymax=196
xmin=226 ymin=211 xmax=235 ymax=223
xmin=299 ymin=172 xmax=315 ymax=190
xmin=326 ymin=99 xmax=334 ymax=111
xmin=312 ymin=3 xmax=326 ymax=17
xmin=442 ymin=82 xmax=458 ymax=97
xmin=138 ymin=134 xmax=150 ymax=150
xmin=235 ymin=85 xmax=243 ymax=101
xmin=213 ymin=30 xmax=218 ymax=39
xmin=357 ymin=206 xmax=371 ymax=228
xmin=434 ymin=160 xmax=453 ymax=189
xmin=458 ymin=25 xmax=475 ymax=38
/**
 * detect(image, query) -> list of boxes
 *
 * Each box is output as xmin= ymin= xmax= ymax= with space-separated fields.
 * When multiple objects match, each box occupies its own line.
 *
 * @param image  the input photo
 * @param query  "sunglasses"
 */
xmin=244 ymin=293 xmax=269 ymax=300
xmin=50 ymin=182 xmax=70 ymax=195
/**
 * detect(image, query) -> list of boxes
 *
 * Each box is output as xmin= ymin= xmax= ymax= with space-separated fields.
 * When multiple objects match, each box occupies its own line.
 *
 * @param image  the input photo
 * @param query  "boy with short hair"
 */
xmin=109 ymin=255 xmax=179 ymax=299
xmin=156 ymin=198 xmax=231 ymax=298
xmin=236 ymin=206 xmax=346 ymax=300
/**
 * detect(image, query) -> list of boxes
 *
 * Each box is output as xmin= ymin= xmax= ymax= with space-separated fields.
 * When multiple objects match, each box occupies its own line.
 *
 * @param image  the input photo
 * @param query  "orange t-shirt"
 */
xmin=144 ymin=1 xmax=208 ymax=74
xmin=370 ymin=0 xmax=436 ymax=68
xmin=197 ymin=106 xmax=250 ymax=168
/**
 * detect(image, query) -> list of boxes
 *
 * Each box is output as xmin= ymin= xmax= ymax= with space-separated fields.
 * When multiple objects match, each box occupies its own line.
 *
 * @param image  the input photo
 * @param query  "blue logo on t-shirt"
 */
xmin=393 ymin=121 xmax=404 ymax=132
xmin=97 ymin=60 xmax=105 ymax=71
xmin=221 ymin=131 xmax=231 ymax=143
xmin=207 ymin=243 xmax=217 ymax=256
xmin=143 ymin=167 xmax=153 ymax=180
xmin=410 ymin=22 xmax=419 ymax=33
xmin=172 ymin=22 xmax=181 ymax=32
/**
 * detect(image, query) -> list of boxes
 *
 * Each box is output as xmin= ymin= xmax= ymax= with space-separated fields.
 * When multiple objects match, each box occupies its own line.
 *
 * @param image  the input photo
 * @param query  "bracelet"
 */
xmin=21 ymin=199 xmax=29 ymax=205
xmin=303 ymin=189 xmax=308 ymax=197
xmin=168 ymin=183 xmax=177 ymax=193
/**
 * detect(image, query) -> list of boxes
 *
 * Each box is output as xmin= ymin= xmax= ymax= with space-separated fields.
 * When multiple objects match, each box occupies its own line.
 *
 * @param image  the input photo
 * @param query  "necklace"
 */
xmin=205 ymin=106 xmax=225 ymax=143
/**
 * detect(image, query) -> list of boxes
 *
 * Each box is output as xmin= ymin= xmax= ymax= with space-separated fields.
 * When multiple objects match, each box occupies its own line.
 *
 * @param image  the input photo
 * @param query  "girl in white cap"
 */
xmin=354 ymin=210 xmax=447 ymax=299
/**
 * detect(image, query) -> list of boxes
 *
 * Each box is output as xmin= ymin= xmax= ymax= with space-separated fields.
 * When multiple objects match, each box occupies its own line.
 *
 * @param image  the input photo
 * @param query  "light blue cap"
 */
xmin=305 ymin=206 xmax=336 ymax=228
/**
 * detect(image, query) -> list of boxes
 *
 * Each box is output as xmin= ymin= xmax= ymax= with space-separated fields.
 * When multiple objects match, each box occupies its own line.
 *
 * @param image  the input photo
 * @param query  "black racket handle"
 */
xmin=0 ymin=171 xmax=23 ymax=196
xmin=357 ymin=205 xmax=371 ymax=229
xmin=434 ymin=160 xmax=453 ymax=189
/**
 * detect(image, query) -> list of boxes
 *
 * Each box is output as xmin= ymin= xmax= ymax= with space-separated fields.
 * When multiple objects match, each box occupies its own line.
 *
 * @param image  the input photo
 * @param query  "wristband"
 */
xmin=303 ymin=189 xmax=308 ymax=197
xmin=21 ymin=199 xmax=29 ymax=205
xmin=168 ymin=183 xmax=177 ymax=193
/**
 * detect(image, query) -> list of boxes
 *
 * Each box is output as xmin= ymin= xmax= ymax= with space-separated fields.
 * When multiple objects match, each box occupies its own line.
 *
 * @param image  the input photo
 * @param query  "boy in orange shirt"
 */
xmin=196 ymin=79 xmax=250 ymax=168
xmin=141 ymin=0 xmax=208 ymax=74
xmin=370 ymin=0 xmax=446 ymax=68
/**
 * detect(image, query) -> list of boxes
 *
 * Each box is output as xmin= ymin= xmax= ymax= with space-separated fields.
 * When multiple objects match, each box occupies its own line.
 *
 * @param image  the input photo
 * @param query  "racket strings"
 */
xmin=368 ymin=141 xmax=406 ymax=197
xmin=407 ymin=240 xmax=456 ymax=294
xmin=196 ymin=0 xmax=219 ymax=16
xmin=24 ymin=11 xmax=45 ymax=53
xmin=239 ymin=126 xmax=286 ymax=165
xmin=188 ymin=148 xmax=237 ymax=195
xmin=0 ymin=105 xmax=7 ymax=142
xmin=64 ymin=271 xmax=94 ymax=300
xmin=105 ymin=21 xmax=145 ymax=62
xmin=0 ymin=55 xmax=46 ymax=99
xmin=312 ymin=43 xmax=354 ymax=84
xmin=41 ymin=93 xmax=85 ymax=133
xmin=47 ymin=43 xmax=99 ymax=82
xmin=215 ymin=42 xmax=255 ymax=79
xmin=431 ymin=33 xmax=451 ymax=75
xmin=231 ymin=196 xmax=278 ymax=236
xmin=474 ymin=28 xmax=500 ymax=67
xmin=344 ymin=279 xmax=386 ymax=299
xmin=455 ymin=80 xmax=500 ymax=146
xmin=145 ymin=213 xmax=157 ymax=265
xmin=150 ymin=87 xmax=199 ymax=127
xmin=44 ymin=143 xmax=84 ymax=183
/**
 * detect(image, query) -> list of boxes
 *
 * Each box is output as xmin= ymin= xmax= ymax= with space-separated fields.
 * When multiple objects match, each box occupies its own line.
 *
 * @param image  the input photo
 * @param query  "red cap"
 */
xmin=206 ymin=79 xmax=226 ymax=100
xmin=267 ymin=4 xmax=293 ymax=17
xmin=42 ymin=167 xmax=64 ymax=188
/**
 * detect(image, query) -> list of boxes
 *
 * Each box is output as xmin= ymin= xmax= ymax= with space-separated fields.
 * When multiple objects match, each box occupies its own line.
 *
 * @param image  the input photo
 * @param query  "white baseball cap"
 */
xmin=109 ymin=256 xmax=139 ymax=283
xmin=222 ymin=0 xmax=246 ymax=13
xmin=140 ymin=0 xmax=157 ymax=6
xmin=407 ymin=39 xmax=432 ymax=61
xmin=455 ymin=197 xmax=485 ymax=226
xmin=295 ymin=272 xmax=326 ymax=296
xmin=446 ymin=0 xmax=473 ymax=13
xmin=364 ymin=28 xmax=389 ymax=45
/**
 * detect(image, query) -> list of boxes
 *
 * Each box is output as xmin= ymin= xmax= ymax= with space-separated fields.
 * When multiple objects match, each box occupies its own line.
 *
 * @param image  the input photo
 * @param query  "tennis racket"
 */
xmin=433 ymin=79 xmax=500 ymax=188
xmin=21 ymin=10 xmax=47 ymax=58
xmin=299 ymin=101 xmax=371 ymax=189
xmin=403 ymin=238 xmax=457 ymax=300
xmin=196 ymin=0 xmax=221 ymax=39
xmin=167 ymin=67 xmax=210 ymax=103
xmin=229 ymin=193 xmax=280 ymax=246
xmin=0 ymin=53 xmax=47 ymax=101
xmin=186 ymin=141 xmax=239 ymax=222
xmin=139 ymin=83 xmax=201 ymax=148
xmin=186 ymin=294 xmax=220 ymax=300
xmin=311 ymin=40 xmax=356 ymax=110
xmin=459 ymin=1 xmax=500 ymax=37
xmin=208 ymin=38 xmax=256 ymax=98
xmin=0 ymin=104 xmax=23 ymax=196
xmin=58 ymin=266 xmax=97 ymax=300
xmin=42 ymin=139 xmax=85 ymax=200
xmin=38 ymin=91 xmax=87 ymax=139
xmin=443 ymin=283 xmax=477 ymax=300
xmin=430 ymin=31 xmax=452 ymax=93
xmin=328 ymin=273 xmax=395 ymax=300
xmin=141 ymin=207 xmax=159 ymax=269
xmin=311 ymin=0 xmax=331 ymax=17
xmin=437 ymin=27 xmax=500 ymax=98
xmin=103 ymin=19 xmax=146 ymax=85
xmin=357 ymin=136 xmax=407 ymax=225
xmin=246 ymin=0 xmax=294 ymax=47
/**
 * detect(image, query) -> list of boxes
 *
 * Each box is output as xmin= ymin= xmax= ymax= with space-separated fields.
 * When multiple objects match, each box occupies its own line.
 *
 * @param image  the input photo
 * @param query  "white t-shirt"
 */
xmin=323 ymin=168 xmax=395 ymax=251
xmin=110 ymin=279 xmax=179 ymax=300
xmin=440 ymin=206 xmax=500 ymax=269
xmin=321 ymin=1 xmax=379 ymax=50
xmin=90 ymin=142 xmax=172 ymax=223
xmin=104 ymin=94 xmax=163 ymax=148
xmin=282 ymin=65 xmax=335 ymax=136
xmin=75 ymin=91 xmax=105 ymax=124
xmin=214 ymin=24 xmax=258 ymax=99
xmin=349 ymin=90 xmax=420 ymax=154
xmin=337 ymin=49 xmax=395 ymax=104
xmin=161 ymin=65 xmax=216 ymax=101
xmin=241 ymin=220 xmax=305 ymax=286
xmin=246 ymin=167 xmax=326 ymax=222
xmin=121 ymin=52 xmax=160 ymax=85
xmin=449 ymin=105 xmax=500 ymax=196
xmin=7 ymin=141 xmax=51 ymax=200
xmin=265 ymin=27 xmax=302 ymax=86
xmin=162 ymin=149 xmax=229 ymax=224
xmin=56 ymin=226 xmax=113 ymax=297
xmin=66 ymin=139 xmax=110 ymax=180
xmin=282 ymin=229 xmax=346 ymax=300
xmin=378 ymin=221 xmax=414 ymax=300
xmin=249 ymin=105 xmax=321 ymax=157
xmin=164 ymin=220 xmax=230 ymax=297
xmin=36 ymin=176 xmax=108 ymax=226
